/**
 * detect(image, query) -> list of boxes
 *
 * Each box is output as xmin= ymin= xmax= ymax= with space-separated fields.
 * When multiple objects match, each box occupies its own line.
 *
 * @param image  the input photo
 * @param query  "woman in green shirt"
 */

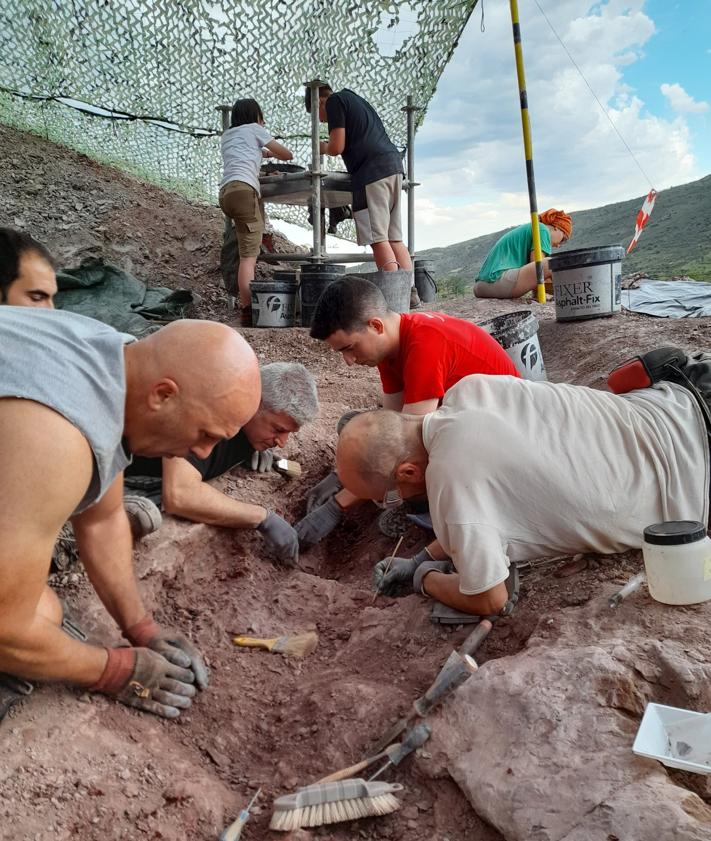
xmin=474 ymin=208 xmax=572 ymax=299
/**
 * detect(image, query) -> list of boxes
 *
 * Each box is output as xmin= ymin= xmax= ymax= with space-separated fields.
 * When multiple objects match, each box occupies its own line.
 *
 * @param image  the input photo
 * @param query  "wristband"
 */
xmin=122 ymin=614 xmax=160 ymax=647
xmin=89 ymin=646 xmax=136 ymax=693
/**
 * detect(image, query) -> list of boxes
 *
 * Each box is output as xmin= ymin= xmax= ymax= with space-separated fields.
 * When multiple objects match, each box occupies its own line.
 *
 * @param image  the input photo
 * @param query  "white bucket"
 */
xmin=251 ymin=281 xmax=296 ymax=328
xmin=642 ymin=520 xmax=711 ymax=606
xmin=549 ymin=245 xmax=625 ymax=322
xmin=477 ymin=310 xmax=547 ymax=382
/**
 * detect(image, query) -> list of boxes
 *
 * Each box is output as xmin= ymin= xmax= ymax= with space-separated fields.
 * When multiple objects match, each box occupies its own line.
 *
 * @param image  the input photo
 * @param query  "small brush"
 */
xmin=371 ymin=535 xmax=405 ymax=604
xmin=608 ymin=572 xmax=646 ymax=609
xmin=273 ymin=458 xmax=302 ymax=479
xmin=270 ymin=778 xmax=403 ymax=832
xmin=233 ymin=630 xmax=318 ymax=658
xmin=219 ymin=787 xmax=261 ymax=841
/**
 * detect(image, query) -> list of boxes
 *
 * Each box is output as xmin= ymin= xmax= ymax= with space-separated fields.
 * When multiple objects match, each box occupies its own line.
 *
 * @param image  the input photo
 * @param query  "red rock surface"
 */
xmin=2 ymin=124 xmax=711 ymax=841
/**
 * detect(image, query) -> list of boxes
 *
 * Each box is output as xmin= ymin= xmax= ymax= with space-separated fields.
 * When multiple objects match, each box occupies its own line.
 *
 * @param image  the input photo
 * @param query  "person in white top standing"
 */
xmin=219 ymin=98 xmax=294 ymax=326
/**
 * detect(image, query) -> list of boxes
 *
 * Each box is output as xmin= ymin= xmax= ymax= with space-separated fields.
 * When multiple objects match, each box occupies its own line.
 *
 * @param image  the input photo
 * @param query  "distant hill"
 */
xmin=416 ymin=174 xmax=711 ymax=284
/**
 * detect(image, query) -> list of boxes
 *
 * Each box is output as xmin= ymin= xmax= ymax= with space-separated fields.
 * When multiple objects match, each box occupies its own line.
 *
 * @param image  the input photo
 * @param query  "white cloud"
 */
xmin=412 ymin=1 xmax=703 ymax=250
xmin=660 ymin=82 xmax=709 ymax=114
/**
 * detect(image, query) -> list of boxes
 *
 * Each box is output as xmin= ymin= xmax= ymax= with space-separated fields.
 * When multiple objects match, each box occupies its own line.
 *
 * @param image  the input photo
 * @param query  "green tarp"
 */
xmin=55 ymin=259 xmax=195 ymax=337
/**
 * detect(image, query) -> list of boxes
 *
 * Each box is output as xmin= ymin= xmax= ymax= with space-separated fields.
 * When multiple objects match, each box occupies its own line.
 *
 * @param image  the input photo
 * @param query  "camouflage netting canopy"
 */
xmin=0 ymin=0 xmax=477 ymax=233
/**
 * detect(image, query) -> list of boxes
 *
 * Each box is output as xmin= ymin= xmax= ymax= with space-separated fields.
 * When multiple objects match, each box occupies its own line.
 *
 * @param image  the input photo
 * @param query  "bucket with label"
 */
xmin=477 ymin=310 xmax=547 ymax=381
xmin=251 ymin=281 xmax=297 ymax=328
xmin=549 ymin=245 xmax=625 ymax=322
xmin=362 ymin=269 xmax=412 ymax=313
xmin=300 ymin=264 xmax=346 ymax=328
xmin=642 ymin=521 xmax=711 ymax=606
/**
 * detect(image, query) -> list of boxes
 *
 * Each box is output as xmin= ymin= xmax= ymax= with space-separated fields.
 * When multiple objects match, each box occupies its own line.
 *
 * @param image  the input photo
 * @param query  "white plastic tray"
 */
xmin=633 ymin=702 xmax=711 ymax=775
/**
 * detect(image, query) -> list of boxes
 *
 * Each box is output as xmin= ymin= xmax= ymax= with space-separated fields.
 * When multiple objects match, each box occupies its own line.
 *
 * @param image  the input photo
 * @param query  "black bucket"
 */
xmin=272 ymin=269 xmax=299 ymax=283
xmin=300 ymin=265 xmax=346 ymax=328
xmin=300 ymin=263 xmax=346 ymax=275
xmin=414 ymin=259 xmax=437 ymax=303
xmin=549 ymin=245 xmax=625 ymax=322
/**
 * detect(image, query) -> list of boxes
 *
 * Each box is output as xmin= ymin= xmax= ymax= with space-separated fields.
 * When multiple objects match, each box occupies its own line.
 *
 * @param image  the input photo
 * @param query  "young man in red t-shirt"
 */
xmin=295 ymin=275 xmax=519 ymax=550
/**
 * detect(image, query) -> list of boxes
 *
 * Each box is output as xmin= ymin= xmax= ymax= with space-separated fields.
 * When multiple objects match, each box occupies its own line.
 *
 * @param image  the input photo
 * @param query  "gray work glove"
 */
xmin=251 ymin=448 xmax=275 ymax=473
xmin=306 ymin=470 xmax=343 ymax=513
xmin=123 ymin=615 xmax=209 ymax=690
xmin=93 ymin=646 xmax=196 ymax=720
xmin=257 ymin=511 xmax=299 ymax=566
xmin=372 ymin=547 xmax=434 ymax=597
xmin=412 ymin=559 xmax=456 ymax=596
xmin=295 ymin=496 xmax=344 ymax=550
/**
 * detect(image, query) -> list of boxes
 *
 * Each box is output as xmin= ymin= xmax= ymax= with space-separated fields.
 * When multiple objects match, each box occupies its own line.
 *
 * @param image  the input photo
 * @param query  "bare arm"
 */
xmin=162 ymin=457 xmax=266 ymax=528
xmin=320 ymin=128 xmax=346 ymax=156
xmin=382 ymin=391 xmax=404 ymax=412
xmin=0 ymin=400 xmax=107 ymax=685
xmin=421 ymin=572 xmax=508 ymax=615
xmin=402 ymin=398 xmax=439 ymax=415
xmin=71 ymin=473 xmax=149 ymax=633
xmin=424 ymin=540 xmax=447 ymax=560
xmin=264 ymin=139 xmax=294 ymax=161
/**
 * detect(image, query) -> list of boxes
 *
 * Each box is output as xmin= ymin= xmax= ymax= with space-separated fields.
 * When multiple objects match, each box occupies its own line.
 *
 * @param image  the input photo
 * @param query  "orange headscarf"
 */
xmin=539 ymin=209 xmax=572 ymax=240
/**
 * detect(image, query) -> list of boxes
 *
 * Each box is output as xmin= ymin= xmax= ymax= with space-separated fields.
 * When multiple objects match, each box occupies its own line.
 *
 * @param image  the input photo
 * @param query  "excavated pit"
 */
xmin=3 ymin=124 xmax=711 ymax=840
xmin=5 ymin=313 xmax=710 ymax=841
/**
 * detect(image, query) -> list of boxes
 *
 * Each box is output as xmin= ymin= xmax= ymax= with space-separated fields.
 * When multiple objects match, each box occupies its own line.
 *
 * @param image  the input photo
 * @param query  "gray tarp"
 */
xmin=55 ymin=259 xmax=195 ymax=337
xmin=623 ymin=279 xmax=711 ymax=318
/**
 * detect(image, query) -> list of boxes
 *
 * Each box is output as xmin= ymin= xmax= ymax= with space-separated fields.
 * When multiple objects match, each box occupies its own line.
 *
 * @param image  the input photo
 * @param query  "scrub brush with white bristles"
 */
xmin=269 ymin=778 xmax=403 ymax=832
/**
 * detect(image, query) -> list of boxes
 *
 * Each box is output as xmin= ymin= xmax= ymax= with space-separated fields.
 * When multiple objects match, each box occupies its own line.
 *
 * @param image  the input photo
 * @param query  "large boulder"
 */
xmin=431 ymin=585 xmax=711 ymax=840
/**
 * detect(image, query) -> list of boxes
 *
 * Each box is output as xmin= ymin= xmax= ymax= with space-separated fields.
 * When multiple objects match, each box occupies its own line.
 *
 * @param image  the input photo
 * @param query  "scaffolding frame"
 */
xmin=218 ymin=80 xmax=420 ymax=307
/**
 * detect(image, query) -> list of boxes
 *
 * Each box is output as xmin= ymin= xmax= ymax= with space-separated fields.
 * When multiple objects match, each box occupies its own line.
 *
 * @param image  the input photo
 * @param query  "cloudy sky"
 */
xmin=281 ymin=0 xmax=709 ymax=254
xmin=412 ymin=0 xmax=710 ymax=249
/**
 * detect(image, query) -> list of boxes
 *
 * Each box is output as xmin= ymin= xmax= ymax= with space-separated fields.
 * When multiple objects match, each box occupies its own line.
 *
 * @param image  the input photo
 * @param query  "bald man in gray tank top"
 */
xmin=0 ymin=308 xmax=260 ymax=719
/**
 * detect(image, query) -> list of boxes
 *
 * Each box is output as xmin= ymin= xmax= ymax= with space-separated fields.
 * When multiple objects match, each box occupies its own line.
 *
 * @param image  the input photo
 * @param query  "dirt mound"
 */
xmin=0 ymin=124 xmax=294 ymax=324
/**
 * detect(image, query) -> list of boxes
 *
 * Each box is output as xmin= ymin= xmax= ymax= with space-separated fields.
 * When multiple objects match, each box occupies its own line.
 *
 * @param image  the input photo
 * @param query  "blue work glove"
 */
xmin=372 ymin=548 xmax=439 ymax=597
xmin=306 ymin=471 xmax=343 ymax=513
xmin=257 ymin=511 xmax=299 ymax=567
xmin=251 ymin=448 xmax=275 ymax=473
xmin=295 ymin=497 xmax=344 ymax=550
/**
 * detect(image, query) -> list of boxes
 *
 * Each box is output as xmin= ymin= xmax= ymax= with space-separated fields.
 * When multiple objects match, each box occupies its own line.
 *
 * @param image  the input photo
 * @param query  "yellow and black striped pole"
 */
xmin=509 ymin=0 xmax=546 ymax=305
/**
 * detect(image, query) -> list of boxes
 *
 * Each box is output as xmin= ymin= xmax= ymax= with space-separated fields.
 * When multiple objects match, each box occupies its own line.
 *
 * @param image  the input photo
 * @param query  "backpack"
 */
xmin=608 ymin=346 xmax=711 ymax=433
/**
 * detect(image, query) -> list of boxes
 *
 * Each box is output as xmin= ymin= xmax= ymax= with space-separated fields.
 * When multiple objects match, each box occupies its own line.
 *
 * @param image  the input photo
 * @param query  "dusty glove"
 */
xmin=372 ymin=547 xmax=434 ymax=597
xmin=257 ymin=511 xmax=299 ymax=566
xmin=295 ymin=496 xmax=344 ymax=550
xmin=250 ymin=448 xmax=275 ymax=473
xmin=412 ymin=559 xmax=456 ymax=596
xmin=90 ymin=646 xmax=196 ymax=719
xmin=123 ymin=615 xmax=209 ymax=690
xmin=306 ymin=471 xmax=343 ymax=513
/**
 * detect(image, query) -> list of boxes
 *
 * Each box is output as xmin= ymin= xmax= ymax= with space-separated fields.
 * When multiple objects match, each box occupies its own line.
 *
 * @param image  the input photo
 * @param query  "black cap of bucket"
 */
xmin=643 ymin=520 xmax=707 ymax=545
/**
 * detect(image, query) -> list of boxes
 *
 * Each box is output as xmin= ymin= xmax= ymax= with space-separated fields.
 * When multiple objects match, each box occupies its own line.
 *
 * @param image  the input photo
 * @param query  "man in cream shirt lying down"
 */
xmin=336 ymin=373 xmax=709 ymax=617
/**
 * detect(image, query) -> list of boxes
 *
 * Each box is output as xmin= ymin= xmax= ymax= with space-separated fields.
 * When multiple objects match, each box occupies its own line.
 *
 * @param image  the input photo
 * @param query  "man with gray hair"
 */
xmin=125 ymin=362 xmax=319 ymax=566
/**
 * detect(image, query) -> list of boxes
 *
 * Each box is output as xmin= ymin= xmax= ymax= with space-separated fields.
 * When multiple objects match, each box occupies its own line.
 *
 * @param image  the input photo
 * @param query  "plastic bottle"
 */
xmin=642 ymin=520 xmax=711 ymax=606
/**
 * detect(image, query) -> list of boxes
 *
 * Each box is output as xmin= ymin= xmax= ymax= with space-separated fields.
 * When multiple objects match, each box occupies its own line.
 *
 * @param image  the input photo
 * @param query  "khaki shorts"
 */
xmin=474 ymin=268 xmax=520 ymax=299
xmin=219 ymin=181 xmax=264 ymax=258
xmin=353 ymin=173 xmax=403 ymax=246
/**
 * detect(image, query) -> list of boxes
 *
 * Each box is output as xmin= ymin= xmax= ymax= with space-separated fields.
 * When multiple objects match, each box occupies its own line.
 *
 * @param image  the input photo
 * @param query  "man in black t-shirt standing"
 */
xmin=306 ymin=84 xmax=413 ymax=283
